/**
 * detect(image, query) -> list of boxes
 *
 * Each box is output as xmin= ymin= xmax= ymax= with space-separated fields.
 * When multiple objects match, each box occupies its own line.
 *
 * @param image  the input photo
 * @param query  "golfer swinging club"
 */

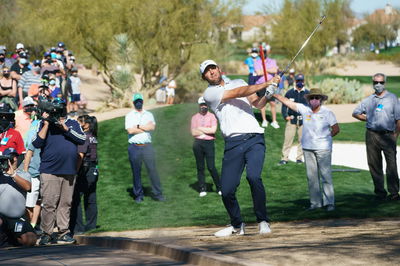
xmin=200 ymin=59 xmax=280 ymax=237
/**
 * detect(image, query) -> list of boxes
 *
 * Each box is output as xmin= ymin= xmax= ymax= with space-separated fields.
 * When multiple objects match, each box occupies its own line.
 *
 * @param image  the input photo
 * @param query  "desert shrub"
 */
xmin=316 ymin=78 xmax=363 ymax=104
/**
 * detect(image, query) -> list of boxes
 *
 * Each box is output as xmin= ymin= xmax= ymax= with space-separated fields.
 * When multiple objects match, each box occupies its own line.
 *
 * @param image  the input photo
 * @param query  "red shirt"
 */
xmin=0 ymin=128 xmax=26 ymax=154
xmin=191 ymin=112 xmax=218 ymax=140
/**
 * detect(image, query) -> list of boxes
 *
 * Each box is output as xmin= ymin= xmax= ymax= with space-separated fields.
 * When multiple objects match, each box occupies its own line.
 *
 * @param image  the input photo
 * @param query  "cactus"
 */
xmin=316 ymin=78 xmax=363 ymax=104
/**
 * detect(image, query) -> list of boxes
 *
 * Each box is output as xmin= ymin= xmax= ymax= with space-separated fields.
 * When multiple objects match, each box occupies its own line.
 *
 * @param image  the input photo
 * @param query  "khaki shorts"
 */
xmin=25 ymin=176 xmax=40 ymax=208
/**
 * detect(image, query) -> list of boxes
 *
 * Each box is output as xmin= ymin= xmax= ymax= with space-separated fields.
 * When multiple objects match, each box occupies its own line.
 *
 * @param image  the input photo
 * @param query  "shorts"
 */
xmin=166 ymin=88 xmax=175 ymax=97
xmin=0 ymin=214 xmax=34 ymax=245
xmin=71 ymin=94 xmax=81 ymax=102
xmin=26 ymin=176 xmax=40 ymax=208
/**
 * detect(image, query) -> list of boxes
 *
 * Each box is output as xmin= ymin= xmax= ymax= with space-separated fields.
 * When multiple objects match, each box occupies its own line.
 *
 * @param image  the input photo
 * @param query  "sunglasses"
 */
xmin=3 ymin=71 xmax=9 ymax=73
xmin=309 ymin=96 xmax=321 ymax=100
xmin=373 ymin=81 xmax=385 ymax=85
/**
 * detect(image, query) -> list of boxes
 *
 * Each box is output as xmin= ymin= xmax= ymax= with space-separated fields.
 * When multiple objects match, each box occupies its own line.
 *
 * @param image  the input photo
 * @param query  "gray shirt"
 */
xmin=0 ymin=170 xmax=31 ymax=218
xmin=353 ymin=91 xmax=400 ymax=132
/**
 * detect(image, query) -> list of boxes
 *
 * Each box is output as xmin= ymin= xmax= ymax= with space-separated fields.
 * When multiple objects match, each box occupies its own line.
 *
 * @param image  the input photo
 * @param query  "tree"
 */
xmin=15 ymin=0 xmax=243 ymax=106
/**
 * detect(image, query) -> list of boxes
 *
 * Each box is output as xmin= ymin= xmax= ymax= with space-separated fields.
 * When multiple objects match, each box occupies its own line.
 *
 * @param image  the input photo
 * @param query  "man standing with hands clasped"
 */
xmin=200 ymin=59 xmax=280 ymax=237
xmin=125 ymin=93 xmax=164 ymax=203
xmin=352 ymin=73 xmax=400 ymax=201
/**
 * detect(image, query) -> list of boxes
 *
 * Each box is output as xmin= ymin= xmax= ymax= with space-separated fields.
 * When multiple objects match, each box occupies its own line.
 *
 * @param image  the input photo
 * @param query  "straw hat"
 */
xmin=304 ymin=88 xmax=328 ymax=101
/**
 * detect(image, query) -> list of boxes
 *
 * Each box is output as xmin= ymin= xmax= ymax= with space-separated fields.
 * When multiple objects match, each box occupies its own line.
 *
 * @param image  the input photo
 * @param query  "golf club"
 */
xmin=280 ymin=15 xmax=326 ymax=77
xmin=259 ymin=44 xmax=268 ymax=82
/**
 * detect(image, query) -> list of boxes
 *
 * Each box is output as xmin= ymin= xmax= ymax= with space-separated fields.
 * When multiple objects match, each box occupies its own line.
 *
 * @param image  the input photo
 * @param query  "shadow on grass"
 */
xmin=125 ymin=187 xmax=154 ymax=199
xmin=188 ymin=182 xmax=216 ymax=193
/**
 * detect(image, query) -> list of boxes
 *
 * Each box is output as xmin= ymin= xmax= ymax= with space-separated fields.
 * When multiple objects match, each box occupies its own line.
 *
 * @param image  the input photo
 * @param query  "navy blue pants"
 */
xmin=128 ymin=144 xmax=163 ymax=199
xmin=221 ymin=133 xmax=268 ymax=227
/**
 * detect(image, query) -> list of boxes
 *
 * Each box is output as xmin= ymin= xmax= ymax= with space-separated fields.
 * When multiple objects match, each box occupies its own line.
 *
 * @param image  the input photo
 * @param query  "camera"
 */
xmin=37 ymin=98 xmax=67 ymax=124
xmin=0 ymin=155 xmax=11 ymax=171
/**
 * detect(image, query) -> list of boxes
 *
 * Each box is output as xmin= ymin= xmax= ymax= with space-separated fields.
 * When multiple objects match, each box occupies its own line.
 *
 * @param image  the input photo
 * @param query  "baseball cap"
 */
xmin=295 ymin=74 xmax=304 ymax=81
xmin=22 ymin=96 xmax=35 ymax=107
xmin=33 ymin=59 xmax=41 ymax=66
xmin=19 ymin=52 xmax=27 ymax=58
xmin=0 ymin=49 xmax=5 ymax=55
xmin=251 ymin=47 xmax=258 ymax=53
xmin=199 ymin=59 xmax=218 ymax=75
xmin=1 ymin=147 xmax=19 ymax=157
xmin=198 ymin=96 xmax=206 ymax=105
xmin=57 ymin=42 xmax=65 ymax=48
xmin=289 ymin=68 xmax=295 ymax=74
xmin=16 ymin=43 xmax=24 ymax=50
xmin=132 ymin=93 xmax=143 ymax=102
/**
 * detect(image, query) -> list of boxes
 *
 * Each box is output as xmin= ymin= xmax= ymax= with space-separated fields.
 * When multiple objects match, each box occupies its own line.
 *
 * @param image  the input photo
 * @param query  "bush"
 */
xmin=315 ymin=78 xmax=363 ymax=104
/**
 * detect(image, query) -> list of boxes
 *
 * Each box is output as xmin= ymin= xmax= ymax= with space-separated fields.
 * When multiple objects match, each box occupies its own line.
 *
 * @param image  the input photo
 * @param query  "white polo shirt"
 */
xmin=296 ymin=103 xmax=337 ymax=150
xmin=203 ymin=79 xmax=264 ymax=137
xmin=125 ymin=109 xmax=155 ymax=144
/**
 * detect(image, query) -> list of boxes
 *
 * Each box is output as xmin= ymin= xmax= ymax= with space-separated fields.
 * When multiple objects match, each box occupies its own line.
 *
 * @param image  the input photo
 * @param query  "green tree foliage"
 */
xmin=12 ymin=0 xmax=242 ymax=105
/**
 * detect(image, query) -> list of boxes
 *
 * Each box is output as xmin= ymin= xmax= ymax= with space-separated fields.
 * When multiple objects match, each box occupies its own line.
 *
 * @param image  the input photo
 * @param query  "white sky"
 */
xmin=242 ymin=0 xmax=400 ymax=16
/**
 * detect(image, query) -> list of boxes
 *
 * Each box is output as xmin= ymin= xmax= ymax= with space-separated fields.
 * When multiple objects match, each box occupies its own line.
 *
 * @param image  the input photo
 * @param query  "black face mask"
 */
xmin=0 ymin=57 xmax=4 ymax=63
xmin=134 ymin=100 xmax=143 ymax=110
xmin=3 ymin=73 xmax=9 ymax=78
xmin=199 ymin=106 xmax=208 ymax=115
xmin=0 ymin=119 xmax=10 ymax=133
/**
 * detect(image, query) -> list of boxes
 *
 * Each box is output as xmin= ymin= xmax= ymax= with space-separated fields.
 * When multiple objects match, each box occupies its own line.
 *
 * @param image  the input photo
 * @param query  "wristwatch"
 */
xmin=137 ymin=124 xmax=140 ymax=129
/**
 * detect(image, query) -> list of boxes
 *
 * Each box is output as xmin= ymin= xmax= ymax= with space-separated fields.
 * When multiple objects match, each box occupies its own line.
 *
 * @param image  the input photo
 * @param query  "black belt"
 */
xmin=225 ymin=133 xmax=261 ymax=142
xmin=367 ymin=128 xmax=394 ymax=134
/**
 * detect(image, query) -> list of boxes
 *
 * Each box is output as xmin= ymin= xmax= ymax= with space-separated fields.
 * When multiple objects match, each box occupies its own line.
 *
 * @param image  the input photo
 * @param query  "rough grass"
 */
xmin=94 ymin=104 xmax=400 ymax=232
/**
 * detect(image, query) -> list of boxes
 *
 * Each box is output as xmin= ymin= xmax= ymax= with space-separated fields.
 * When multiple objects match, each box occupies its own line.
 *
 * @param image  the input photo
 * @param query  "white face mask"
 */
xmin=251 ymin=53 xmax=258 ymax=58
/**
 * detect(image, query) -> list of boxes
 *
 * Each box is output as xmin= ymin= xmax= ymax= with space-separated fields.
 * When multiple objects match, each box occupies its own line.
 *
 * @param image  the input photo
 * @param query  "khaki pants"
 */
xmin=40 ymin=173 xmax=76 ymax=236
xmin=281 ymin=121 xmax=303 ymax=161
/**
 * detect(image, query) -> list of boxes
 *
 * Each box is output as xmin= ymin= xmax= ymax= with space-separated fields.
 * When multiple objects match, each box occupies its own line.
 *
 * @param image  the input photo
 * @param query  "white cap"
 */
xmin=289 ymin=68 xmax=295 ymax=74
xmin=198 ymin=96 xmax=206 ymax=105
xmin=265 ymin=44 xmax=271 ymax=51
xmin=16 ymin=43 xmax=24 ymax=50
xmin=22 ymin=96 xmax=35 ymax=107
xmin=199 ymin=59 xmax=218 ymax=75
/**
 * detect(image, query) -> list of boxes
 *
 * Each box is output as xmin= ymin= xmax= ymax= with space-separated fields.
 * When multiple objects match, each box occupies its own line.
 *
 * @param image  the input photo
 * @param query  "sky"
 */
xmin=242 ymin=0 xmax=400 ymax=17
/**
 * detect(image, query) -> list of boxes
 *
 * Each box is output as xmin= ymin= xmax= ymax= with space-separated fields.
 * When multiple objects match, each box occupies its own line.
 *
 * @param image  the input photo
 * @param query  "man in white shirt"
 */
xmin=125 ymin=93 xmax=164 ymax=203
xmin=201 ymin=59 xmax=280 ymax=237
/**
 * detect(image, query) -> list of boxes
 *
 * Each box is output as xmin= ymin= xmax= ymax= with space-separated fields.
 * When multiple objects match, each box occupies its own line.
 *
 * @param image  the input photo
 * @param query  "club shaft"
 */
xmin=259 ymin=44 xmax=268 ymax=81
xmin=281 ymin=15 xmax=326 ymax=76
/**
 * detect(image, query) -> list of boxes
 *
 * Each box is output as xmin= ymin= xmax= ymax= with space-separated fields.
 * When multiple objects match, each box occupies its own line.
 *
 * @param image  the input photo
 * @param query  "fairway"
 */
xmin=95 ymin=104 xmax=400 ymax=232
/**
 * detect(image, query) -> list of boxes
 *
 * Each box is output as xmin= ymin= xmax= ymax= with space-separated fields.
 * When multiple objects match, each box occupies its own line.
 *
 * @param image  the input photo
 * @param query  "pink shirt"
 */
xmin=191 ymin=112 xmax=217 ymax=140
xmin=254 ymin=57 xmax=278 ymax=84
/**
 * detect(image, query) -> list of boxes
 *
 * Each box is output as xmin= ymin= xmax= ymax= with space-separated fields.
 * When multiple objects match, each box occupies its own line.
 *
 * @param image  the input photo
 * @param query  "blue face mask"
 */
xmin=49 ymin=80 xmax=56 ymax=85
xmin=19 ymin=58 xmax=27 ymax=65
xmin=296 ymin=81 xmax=304 ymax=88
xmin=134 ymin=100 xmax=143 ymax=110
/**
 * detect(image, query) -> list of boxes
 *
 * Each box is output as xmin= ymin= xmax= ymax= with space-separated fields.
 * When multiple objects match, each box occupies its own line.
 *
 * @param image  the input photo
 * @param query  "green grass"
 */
xmin=95 ymin=104 xmax=400 ymax=232
xmin=379 ymin=46 xmax=400 ymax=55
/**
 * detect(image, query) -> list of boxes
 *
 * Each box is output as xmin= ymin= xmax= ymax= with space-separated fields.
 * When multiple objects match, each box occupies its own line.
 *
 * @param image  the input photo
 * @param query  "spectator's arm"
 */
xmin=198 ymin=125 xmax=217 ymax=134
xmin=32 ymin=120 xmax=48 ymax=148
xmin=76 ymin=152 xmax=84 ymax=172
xmin=139 ymin=121 xmax=155 ymax=132
xmin=8 ymin=79 xmax=17 ymax=97
xmin=10 ymin=71 xmax=21 ymax=80
xmin=273 ymin=94 xmax=298 ymax=112
xmin=281 ymin=91 xmax=290 ymax=119
xmin=395 ymin=120 xmax=400 ymax=139
xmin=126 ymin=127 xmax=145 ymax=134
xmin=331 ymin=123 xmax=340 ymax=137
xmin=352 ymin=113 xmax=366 ymax=121
xmin=63 ymin=122 xmax=86 ymax=145
xmin=191 ymin=128 xmax=204 ymax=137
xmin=24 ymin=150 xmax=33 ymax=172
xmin=8 ymin=163 xmax=31 ymax=192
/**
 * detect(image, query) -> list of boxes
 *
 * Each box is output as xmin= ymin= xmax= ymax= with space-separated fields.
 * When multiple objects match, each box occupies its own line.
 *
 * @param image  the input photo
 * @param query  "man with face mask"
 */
xmin=15 ymin=97 xmax=37 ymax=145
xmin=10 ymin=52 xmax=30 ymax=81
xmin=17 ymin=60 xmax=42 ymax=108
xmin=353 ymin=73 xmax=400 ymax=201
xmin=244 ymin=48 xmax=260 ymax=85
xmin=0 ymin=49 xmax=12 ymax=71
xmin=279 ymin=74 xmax=309 ymax=165
xmin=190 ymin=97 xmax=221 ymax=197
xmin=125 ymin=93 xmax=164 ymax=203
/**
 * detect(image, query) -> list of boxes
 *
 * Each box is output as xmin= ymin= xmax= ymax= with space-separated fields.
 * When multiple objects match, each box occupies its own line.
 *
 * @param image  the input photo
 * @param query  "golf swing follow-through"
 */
xmin=199 ymin=15 xmax=326 ymax=237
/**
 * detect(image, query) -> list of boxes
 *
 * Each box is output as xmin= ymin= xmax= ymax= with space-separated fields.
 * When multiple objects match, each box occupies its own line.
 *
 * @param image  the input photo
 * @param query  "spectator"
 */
xmin=24 ymin=110 xmax=42 ymax=232
xmin=0 ymin=67 xmax=17 ymax=111
xmin=254 ymin=47 xmax=280 ymax=129
xmin=48 ymin=76 xmax=62 ymax=99
xmin=15 ymin=96 xmax=36 ymax=144
xmin=0 ymin=148 xmax=37 ymax=247
xmin=244 ymin=48 xmax=260 ymax=85
xmin=0 ymin=49 xmax=12 ymax=71
xmin=10 ymin=52 xmax=30 ymax=81
xmin=274 ymin=88 xmax=340 ymax=211
xmin=66 ymin=67 xmax=81 ymax=116
xmin=125 ymin=93 xmax=165 ymax=203
xmin=70 ymin=115 xmax=99 ymax=235
xmin=32 ymin=98 xmax=86 ymax=245
xmin=18 ymin=61 xmax=42 ymax=108
xmin=190 ymin=97 xmax=221 ymax=197
xmin=352 ymin=73 xmax=400 ymax=201
xmin=0 ymin=103 xmax=25 ymax=155
xmin=286 ymin=68 xmax=296 ymax=88
xmin=279 ymin=74 xmax=309 ymax=165
xmin=166 ymin=80 xmax=176 ymax=105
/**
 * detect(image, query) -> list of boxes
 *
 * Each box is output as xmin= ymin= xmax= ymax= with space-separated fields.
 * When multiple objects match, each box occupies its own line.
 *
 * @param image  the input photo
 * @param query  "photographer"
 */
xmin=0 ymin=148 xmax=37 ymax=247
xmin=32 ymin=98 xmax=85 ymax=245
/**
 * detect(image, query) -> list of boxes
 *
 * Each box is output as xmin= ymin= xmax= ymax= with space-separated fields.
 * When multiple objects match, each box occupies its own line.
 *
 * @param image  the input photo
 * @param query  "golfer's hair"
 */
xmin=372 ymin=73 xmax=386 ymax=82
